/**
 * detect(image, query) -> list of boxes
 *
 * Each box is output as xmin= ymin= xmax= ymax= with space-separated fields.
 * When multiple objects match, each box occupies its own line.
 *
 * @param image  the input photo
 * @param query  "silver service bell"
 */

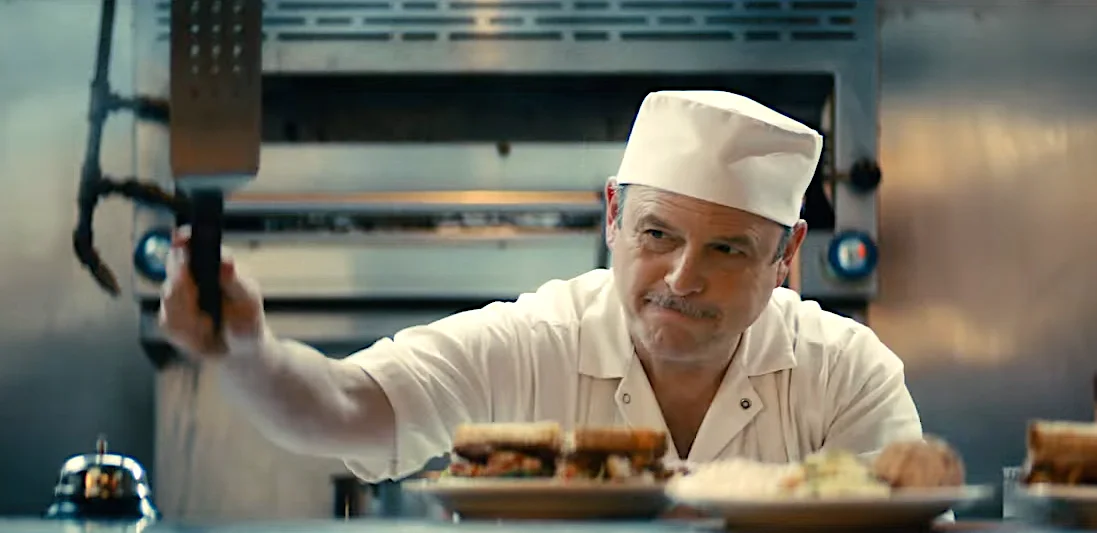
xmin=43 ymin=435 xmax=160 ymax=524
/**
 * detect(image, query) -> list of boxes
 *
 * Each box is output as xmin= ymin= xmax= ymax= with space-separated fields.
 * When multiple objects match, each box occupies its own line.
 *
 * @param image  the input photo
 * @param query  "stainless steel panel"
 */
xmin=140 ymin=0 xmax=873 ymax=74
xmin=155 ymin=362 xmax=351 ymax=520
xmin=874 ymin=0 xmax=1097 ymax=516
xmin=0 ymin=0 xmax=154 ymax=516
xmin=131 ymin=0 xmax=882 ymax=302
xmin=797 ymin=232 xmax=874 ymax=299
xmin=231 ymin=144 xmax=620 ymax=193
xmin=134 ymin=233 xmax=601 ymax=300
xmin=134 ymin=1 xmax=883 ymax=520
xmin=223 ymin=190 xmax=605 ymax=213
xmin=141 ymin=308 xmax=457 ymax=347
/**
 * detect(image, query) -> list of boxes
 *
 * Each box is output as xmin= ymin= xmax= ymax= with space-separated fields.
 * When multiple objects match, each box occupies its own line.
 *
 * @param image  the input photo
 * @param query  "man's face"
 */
xmin=605 ymin=182 xmax=805 ymax=363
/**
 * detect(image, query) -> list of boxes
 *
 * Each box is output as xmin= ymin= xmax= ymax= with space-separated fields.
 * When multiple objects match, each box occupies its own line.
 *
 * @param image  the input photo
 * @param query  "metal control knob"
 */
xmin=847 ymin=158 xmax=882 ymax=192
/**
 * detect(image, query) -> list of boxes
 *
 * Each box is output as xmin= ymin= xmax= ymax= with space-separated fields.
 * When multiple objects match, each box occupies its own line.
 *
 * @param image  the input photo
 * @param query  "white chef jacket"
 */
xmin=344 ymin=268 xmax=923 ymax=482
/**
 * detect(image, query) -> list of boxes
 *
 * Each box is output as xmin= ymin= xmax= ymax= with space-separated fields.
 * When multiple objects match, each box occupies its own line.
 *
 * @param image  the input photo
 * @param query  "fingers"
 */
xmin=171 ymin=225 xmax=191 ymax=247
xmin=220 ymin=257 xmax=255 ymax=304
xmin=162 ymin=224 xmax=235 ymax=357
xmin=160 ymin=229 xmax=263 ymax=358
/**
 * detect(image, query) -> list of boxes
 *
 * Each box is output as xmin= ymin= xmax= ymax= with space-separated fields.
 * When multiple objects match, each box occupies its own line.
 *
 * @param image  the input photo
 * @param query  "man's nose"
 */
xmin=664 ymin=250 xmax=705 ymax=296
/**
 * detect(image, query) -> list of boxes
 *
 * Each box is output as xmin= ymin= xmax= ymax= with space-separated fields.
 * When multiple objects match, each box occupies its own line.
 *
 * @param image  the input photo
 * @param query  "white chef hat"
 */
xmin=614 ymin=90 xmax=823 ymax=227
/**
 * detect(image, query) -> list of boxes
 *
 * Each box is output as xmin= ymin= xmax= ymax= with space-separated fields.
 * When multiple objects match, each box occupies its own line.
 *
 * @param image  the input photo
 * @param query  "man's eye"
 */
xmin=713 ymin=244 xmax=740 ymax=255
xmin=644 ymin=229 xmax=666 ymax=239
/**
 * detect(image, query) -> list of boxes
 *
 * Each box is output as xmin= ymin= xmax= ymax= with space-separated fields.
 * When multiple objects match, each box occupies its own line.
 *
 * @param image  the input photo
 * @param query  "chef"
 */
xmin=160 ymin=90 xmax=924 ymax=482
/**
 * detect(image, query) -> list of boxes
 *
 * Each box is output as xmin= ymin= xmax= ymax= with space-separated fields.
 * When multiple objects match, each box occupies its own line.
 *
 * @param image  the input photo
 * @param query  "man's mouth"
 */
xmin=642 ymin=294 xmax=717 ymax=320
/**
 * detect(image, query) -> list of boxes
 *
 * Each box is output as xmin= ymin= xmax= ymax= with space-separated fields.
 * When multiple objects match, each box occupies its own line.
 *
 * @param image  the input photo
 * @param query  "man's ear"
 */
xmin=775 ymin=220 xmax=808 ymax=288
xmin=604 ymin=177 xmax=621 ymax=248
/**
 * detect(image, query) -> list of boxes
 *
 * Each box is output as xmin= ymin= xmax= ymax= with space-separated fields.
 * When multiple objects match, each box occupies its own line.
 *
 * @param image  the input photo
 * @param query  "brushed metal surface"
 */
xmin=166 ymin=234 xmax=602 ymax=300
xmin=0 ymin=0 xmax=154 ymax=516
xmin=142 ymin=0 xmax=874 ymax=74
xmin=132 ymin=0 xmax=882 ymax=303
xmin=874 ymin=0 xmax=1097 ymax=516
xmin=4 ymin=0 xmax=1094 ymax=523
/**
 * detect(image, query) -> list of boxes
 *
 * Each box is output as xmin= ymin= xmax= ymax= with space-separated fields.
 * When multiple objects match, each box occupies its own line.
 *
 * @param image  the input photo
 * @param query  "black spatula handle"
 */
xmin=187 ymin=190 xmax=224 ymax=333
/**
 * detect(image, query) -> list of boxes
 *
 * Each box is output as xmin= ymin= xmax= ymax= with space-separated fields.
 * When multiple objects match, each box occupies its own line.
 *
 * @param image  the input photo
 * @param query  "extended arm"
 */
xmin=215 ymin=334 xmax=396 ymax=461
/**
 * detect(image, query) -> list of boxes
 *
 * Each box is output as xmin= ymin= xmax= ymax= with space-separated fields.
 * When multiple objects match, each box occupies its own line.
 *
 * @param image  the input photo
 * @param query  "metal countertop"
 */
xmin=0 ymin=519 xmax=1080 ymax=533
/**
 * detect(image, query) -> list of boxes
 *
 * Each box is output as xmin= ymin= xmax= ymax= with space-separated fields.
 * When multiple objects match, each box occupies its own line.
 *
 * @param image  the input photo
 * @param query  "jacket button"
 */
xmin=622 ymin=393 xmax=631 ymax=404
xmin=740 ymin=398 xmax=752 ymax=409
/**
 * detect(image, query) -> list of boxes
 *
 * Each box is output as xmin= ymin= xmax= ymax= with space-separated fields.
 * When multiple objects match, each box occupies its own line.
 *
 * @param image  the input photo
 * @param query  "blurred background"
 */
xmin=1 ymin=0 xmax=1095 ymax=522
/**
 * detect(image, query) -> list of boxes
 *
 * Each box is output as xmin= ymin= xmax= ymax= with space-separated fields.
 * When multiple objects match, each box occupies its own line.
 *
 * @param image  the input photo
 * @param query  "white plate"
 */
xmin=1016 ymin=483 xmax=1097 ymax=527
xmin=668 ymin=485 xmax=994 ymax=529
xmin=1020 ymin=483 xmax=1097 ymax=502
xmin=404 ymin=478 xmax=670 ymax=520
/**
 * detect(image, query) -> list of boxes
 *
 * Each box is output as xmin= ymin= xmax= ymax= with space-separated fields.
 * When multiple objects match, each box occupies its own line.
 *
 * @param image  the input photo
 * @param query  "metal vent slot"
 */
xmin=744 ymin=30 xmax=779 ymax=40
xmin=619 ymin=1 xmax=734 ymax=9
xmin=789 ymin=1 xmax=855 ymax=9
xmin=451 ymin=31 xmax=562 ymax=40
xmin=450 ymin=1 xmax=564 ymax=8
xmin=363 ymin=16 xmax=474 ymax=24
xmin=151 ymin=0 xmax=863 ymax=44
xmin=657 ymin=16 xmax=694 ymax=24
xmin=280 ymin=31 xmax=392 ymax=39
xmin=535 ymin=16 xmax=646 ymax=24
xmin=744 ymin=1 xmax=781 ymax=9
xmin=279 ymin=2 xmax=393 ymax=9
xmin=622 ymin=31 xmax=732 ymax=41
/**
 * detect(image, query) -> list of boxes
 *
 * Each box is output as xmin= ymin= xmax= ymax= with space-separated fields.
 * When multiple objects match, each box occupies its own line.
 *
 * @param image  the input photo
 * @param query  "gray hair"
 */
xmin=614 ymin=183 xmax=792 ymax=264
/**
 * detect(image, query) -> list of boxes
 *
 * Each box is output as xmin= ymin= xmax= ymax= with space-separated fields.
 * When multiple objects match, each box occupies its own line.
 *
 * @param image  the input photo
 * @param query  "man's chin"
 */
xmin=643 ymin=333 xmax=711 ymax=361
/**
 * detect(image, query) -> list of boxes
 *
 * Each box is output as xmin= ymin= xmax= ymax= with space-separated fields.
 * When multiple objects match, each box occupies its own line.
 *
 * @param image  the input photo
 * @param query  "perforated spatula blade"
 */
xmin=169 ymin=0 xmax=262 ymax=335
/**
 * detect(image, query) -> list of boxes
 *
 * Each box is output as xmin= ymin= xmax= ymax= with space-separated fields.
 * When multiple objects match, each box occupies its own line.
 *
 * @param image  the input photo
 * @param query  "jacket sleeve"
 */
xmin=820 ymin=328 xmax=924 ymax=462
xmin=342 ymin=294 xmax=569 ymax=482
xmin=812 ymin=325 xmax=953 ymax=521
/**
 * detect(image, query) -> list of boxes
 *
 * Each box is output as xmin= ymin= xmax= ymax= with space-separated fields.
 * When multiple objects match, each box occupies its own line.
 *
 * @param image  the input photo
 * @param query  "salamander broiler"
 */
xmin=74 ymin=0 xmax=888 ymax=520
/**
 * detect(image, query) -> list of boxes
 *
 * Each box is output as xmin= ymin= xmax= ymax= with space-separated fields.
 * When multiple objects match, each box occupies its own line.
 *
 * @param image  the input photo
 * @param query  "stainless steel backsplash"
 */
xmin=2 ymin=0 xmax=1097 ymax=521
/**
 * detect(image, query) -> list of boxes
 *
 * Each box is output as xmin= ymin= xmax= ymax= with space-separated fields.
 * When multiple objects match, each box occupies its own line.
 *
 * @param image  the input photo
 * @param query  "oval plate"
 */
xmin=668 ymin=485 xmax=994 ymax=530
xmin=1016 ymin=483 xmax=1097 ymax=527
xmin=404 ymin=478 xmax=670 ymax=520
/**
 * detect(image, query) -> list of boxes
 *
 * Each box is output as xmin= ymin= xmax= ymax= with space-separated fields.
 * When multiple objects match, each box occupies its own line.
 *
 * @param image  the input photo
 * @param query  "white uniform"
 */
xmin=345 ymin=268 xmax=923 ymax=482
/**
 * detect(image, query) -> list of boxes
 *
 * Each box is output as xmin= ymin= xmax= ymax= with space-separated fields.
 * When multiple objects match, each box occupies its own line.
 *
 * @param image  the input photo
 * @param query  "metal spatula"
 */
xmin=169 ymin=0 xmax=262 ymax=334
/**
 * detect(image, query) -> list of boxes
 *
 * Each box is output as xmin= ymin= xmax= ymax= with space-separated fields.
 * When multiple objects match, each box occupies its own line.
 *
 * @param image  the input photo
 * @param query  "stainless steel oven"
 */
xmin=127 ymin=0 xmax=884 ymax=519
xmin=131 ymin=0 xmax=882 ymax=352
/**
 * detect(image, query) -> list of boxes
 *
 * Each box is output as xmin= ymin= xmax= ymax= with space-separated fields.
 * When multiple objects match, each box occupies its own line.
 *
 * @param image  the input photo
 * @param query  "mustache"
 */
xmin=643 ymin=292 xmax=720 ymax=319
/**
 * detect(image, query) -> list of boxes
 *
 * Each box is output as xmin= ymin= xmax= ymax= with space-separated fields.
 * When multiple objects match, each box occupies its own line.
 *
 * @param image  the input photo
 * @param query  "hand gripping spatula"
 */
xmin=169 ymin=0 xmax=262 ymax=336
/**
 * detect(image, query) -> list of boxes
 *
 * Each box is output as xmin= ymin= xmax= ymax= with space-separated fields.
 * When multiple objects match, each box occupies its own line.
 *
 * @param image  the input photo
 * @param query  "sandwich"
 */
xmin=444 ymin=422 xmax=563 ymax=478
xmin=1023 ymin=420 xmax=1097 ymax=485
xmin=557 ymin=426 xmax=672 ymax=482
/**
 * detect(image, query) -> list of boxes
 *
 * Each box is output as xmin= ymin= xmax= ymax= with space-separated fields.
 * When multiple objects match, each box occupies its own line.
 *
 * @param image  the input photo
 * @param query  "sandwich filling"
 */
xmin=442 ymin=423 xmax=672 ymax=481
xmin=557 ymin=428 xmax=672 ymax=482
xmin=443 ymin=422 xmax=562 ymax=478
xmin=447 ymin=444 xmax=558 ymax=478
xmin=557 ymin=450 xmax=671 ymax=481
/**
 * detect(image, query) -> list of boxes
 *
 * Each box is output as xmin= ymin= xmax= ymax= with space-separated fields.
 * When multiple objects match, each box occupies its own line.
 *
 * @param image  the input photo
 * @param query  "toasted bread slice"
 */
xmin=570 ymin=426 xmax=668 ymax=456
xmin=452 ymin=421 xmax=563 ymax=451
xmin=1028 ymin=420 xmax=1097 ymax=464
